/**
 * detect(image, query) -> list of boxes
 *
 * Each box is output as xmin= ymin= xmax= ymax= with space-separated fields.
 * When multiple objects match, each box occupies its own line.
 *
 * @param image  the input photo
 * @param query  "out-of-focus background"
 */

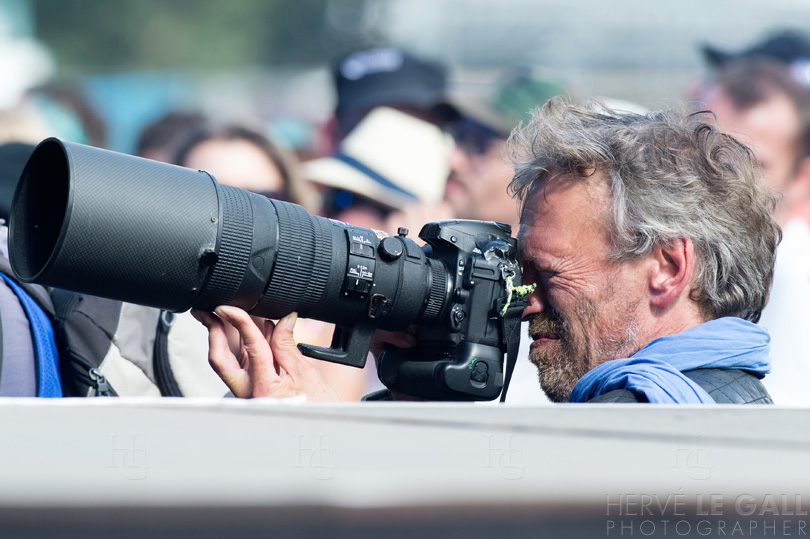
xmin=4 ymin=4 xmax=810 ymax=537
xmin=5 ymin=0 xmax=810 ymax=153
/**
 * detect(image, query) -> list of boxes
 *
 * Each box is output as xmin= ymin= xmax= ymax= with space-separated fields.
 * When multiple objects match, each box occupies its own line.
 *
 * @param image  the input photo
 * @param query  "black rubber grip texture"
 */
xmin=13 ymin=140 xmax=221 ymax=311
xmin=67 ymin=144 xmax=216 ymax=293
xmin=422 ymin=258 xmax=447 ymax=323
xmin=255 ymin=201 xmax=333 ymax=319
xmin=195 ymin=184 xmax=254 ymax=309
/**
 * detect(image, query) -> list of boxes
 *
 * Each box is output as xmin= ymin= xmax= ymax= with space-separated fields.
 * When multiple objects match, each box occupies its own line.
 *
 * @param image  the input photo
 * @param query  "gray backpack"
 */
xmin=50 ymin=289 xmax=228 ymax=397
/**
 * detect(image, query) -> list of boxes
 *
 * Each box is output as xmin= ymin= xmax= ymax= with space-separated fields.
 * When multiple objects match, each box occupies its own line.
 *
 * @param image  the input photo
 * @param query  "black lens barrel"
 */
xmin=10 ymin=138 xmax=220 ymax=312
xmin=8 ymin=138 xmax=449 ymax=335
xmin=252 ymin=200 xmax=336 ymax=320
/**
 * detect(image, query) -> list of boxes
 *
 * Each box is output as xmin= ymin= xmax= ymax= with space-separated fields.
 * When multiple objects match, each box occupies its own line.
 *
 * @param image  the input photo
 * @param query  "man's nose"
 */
xmin=521 ymin=285 xmax=546 ymax=321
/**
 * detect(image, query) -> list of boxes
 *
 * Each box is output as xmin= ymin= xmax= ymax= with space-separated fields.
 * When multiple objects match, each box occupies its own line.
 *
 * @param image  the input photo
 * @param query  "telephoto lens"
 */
xmin=11 ymin=138 xmax=524 ymax=400
xmin=9 ymin=138 xmax=451 ymax=367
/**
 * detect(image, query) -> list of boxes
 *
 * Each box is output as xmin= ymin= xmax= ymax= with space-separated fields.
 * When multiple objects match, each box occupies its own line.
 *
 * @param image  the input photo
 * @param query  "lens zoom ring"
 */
xmin=200 ymin=186 xmax=253 ymax=308
xmin=260 ymin=201 xmax=332 ymax=317
xmin=422 ymin=259 xmax=447 ymax=322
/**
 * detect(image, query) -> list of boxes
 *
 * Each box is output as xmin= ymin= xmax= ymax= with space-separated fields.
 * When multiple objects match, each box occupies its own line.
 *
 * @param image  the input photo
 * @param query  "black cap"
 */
xmin=702 ymin=29 xmax=810 ymax=67
xmin=0 ymin=142 xmax=36 ymax=222
xmin=333 ymin=47 xmax=449 ymax=127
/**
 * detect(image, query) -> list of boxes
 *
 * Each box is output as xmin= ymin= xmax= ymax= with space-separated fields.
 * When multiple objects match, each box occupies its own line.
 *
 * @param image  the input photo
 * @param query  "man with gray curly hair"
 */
xmin=198 ymin=97 xmax=778 ymax=405
xmin=509 ymin=97 xmax=779 ymax=403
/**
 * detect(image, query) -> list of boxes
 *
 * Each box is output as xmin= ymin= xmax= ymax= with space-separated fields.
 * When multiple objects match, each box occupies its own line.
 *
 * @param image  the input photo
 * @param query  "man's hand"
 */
xmin=368 ymin=326 xmax=422 ymax=401
xmin=191 ymin=306 xmax=339 ymax=401
xmin=369 ymin=326 xmax=419 ymax=365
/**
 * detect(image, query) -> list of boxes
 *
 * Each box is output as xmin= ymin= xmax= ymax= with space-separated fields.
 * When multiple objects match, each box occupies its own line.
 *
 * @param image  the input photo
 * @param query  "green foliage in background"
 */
xmin=29 ymin=0 xmax=381 ymax=71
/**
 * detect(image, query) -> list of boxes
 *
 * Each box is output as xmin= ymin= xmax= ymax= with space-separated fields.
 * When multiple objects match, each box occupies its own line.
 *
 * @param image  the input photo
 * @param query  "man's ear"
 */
xmin=648 ymin=238 xmax=694 ymax=309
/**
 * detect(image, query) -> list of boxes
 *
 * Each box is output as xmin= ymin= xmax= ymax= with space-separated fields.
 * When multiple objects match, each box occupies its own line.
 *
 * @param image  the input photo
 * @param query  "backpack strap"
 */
xmin=154 ymin=311 xmax=183 ymax=397
xmin=0 ymin=274 xmax=62 ymax=397
xmin=0 ymin=249 xmax=54 ymax=316
xmin=50 ymin=289 xmax=121 ymax=397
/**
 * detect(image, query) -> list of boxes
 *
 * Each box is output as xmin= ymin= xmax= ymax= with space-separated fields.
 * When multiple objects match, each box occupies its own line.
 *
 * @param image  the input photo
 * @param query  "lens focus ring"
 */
xmin=255 ymin=201 xmax=332 ymax=319
xmin=197 ymin=185 xmax=253 ymax=309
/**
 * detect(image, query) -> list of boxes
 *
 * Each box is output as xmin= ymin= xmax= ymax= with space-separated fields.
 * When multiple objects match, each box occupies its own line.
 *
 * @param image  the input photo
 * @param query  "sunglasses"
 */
xmin=445 ymin=118 xmax=502 ymax=155
xmin=320 ymin=188 xmax=391 ymax=220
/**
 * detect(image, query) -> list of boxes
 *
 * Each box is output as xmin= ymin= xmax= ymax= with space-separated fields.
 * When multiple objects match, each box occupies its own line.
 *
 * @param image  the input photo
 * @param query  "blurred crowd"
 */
xmin=2 ymin=28 xmax=810 ymax=404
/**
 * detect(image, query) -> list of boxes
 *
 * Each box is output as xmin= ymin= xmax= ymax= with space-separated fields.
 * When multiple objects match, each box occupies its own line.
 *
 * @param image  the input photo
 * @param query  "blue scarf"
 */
xmin=569 ymin=317 xmax=771 ymax=404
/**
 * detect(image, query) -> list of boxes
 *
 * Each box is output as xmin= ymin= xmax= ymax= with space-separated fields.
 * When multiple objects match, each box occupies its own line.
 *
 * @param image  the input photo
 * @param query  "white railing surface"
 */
xmin=0 ymin=399 xmax=807 ymax=537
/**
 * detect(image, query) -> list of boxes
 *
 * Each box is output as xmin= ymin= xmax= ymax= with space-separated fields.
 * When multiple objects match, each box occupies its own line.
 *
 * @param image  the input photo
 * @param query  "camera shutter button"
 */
xmin=378 ymin=236 xmax=404 ymax=261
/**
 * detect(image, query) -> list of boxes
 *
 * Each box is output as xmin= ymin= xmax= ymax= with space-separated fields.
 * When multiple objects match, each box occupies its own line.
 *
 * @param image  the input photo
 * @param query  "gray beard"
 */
xmin=528 ymin=294 xmax=641 ymax=403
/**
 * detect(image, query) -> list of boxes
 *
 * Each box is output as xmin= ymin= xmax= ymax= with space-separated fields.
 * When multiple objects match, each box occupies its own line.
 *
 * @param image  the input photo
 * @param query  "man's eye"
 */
xmin=521 ymin=265 xmax=540 ymax=280
xmin=536 ymin=269 xmax=558 ymax=285
xmin=522 ymin=265 xmax=553 ymax=283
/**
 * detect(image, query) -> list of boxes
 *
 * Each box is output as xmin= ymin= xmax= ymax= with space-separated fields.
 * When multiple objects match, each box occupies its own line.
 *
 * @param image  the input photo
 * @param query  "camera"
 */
xmin=9 ymin=138 xmax=526 ymax=401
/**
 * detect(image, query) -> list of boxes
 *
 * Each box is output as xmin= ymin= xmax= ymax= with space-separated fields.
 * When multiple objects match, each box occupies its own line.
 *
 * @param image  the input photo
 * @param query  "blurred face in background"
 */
xmin=323 ymin=188 xmax=390 ymax=230
xmin=182 ymin=138 xmax=286 ymax=195
xmin=180 ymin=135 xmax=290 ymax=356
xmin=444 ymin=119 xmax=518 ymax=227
xmin=705 ymin=88 xmax=800 ymax=193
xmin=703 ymin=86 xmax=807 ymax=226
